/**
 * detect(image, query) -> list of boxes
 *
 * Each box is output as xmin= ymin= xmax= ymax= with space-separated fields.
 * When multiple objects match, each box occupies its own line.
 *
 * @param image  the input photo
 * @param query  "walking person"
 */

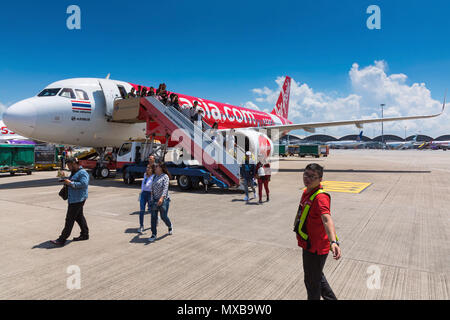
xmin=255 ymin=156 xmax=271 ymax=203
xmin=51 ymin=157 xmax=89 ymax=246
xmin=127 ymin=87 xmax=136 ymax=98
xmin=148 ymin=163 xmax=173 ymax=242
xmin=147 ymin=87 xmax=155 ymax=96
xmin=190 ymin=101 xmax=199 ymax=122
xmin=60 ymin=149 xmax=66 ymax=170
xmin=138 ymin=164 xmax=155 ymax=233
xmin=240 ymin=151 xmax=256 ymax=203
xmin=293 ymin=163 xmax=341 ymax=300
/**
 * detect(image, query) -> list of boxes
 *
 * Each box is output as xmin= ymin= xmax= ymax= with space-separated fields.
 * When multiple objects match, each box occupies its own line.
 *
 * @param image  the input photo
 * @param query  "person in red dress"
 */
xmin=255 ymin=157 xmax=271 ymax=203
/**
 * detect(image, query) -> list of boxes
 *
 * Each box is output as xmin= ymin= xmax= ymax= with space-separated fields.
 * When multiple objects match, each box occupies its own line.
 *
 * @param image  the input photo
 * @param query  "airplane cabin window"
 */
xmin=38 ymin=88 xmax=61 ymax=97
xmin=75 ymin=89 xmax=89 ymax=100
xmin=59 ymin=88 xmax=76 ymax=99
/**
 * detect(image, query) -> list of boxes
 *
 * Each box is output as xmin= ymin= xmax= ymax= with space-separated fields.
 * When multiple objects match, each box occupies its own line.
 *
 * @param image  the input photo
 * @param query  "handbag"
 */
xmin=59 ymin=185 xmax=68 ymax=200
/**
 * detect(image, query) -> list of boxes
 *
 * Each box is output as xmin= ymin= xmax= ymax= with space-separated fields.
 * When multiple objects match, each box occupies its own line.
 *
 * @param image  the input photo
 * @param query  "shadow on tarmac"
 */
xmin=127 ymin=231 xmax=170 ymax=245
xmin=0 ymin=178 xmax=62 ymax=189
xmin=231 ymin=199 xmax=261 ymax=205
xmin=32 ymin=240 xmax=73 ymax=249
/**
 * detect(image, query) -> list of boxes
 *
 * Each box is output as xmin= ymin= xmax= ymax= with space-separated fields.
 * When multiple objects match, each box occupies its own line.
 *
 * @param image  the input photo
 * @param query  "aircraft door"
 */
xmin=98 ymin=79 xmax=121 ymax=117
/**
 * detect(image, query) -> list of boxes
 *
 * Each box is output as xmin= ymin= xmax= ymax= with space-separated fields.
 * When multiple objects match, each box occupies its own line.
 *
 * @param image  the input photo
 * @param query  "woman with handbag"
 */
xmin=256 ymin=157 xmax=271 ymax=204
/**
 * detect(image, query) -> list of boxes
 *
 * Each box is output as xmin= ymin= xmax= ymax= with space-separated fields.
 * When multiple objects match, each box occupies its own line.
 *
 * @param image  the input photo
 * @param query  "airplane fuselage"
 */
xmin=4 ymin=78 xmax=291 ymax=148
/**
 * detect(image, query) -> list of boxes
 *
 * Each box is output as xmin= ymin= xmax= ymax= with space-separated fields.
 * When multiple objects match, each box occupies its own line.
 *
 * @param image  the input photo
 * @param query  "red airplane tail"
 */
xmin=271 ymin=76 xmax=291 ymax=120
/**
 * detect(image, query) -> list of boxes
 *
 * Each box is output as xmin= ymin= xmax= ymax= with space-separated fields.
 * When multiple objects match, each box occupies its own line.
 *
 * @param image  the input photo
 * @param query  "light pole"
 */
xmin=380 ymin=104 xmax=385 ymax=145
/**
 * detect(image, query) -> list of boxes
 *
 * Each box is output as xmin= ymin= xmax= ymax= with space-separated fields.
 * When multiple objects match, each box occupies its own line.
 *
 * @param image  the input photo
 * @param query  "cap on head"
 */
xmin=245 ymin=151 xmax=252 ymax=156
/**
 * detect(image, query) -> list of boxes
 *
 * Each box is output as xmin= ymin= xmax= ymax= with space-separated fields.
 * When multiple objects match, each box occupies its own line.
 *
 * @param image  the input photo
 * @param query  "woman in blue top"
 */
xmin=148 ymin=163 xmax=172 ymax=242
xmin=139 ymin=164 xmax=154 ymax=233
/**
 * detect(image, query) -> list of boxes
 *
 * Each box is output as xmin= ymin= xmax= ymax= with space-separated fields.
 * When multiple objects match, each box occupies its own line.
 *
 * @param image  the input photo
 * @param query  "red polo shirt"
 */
xmin=296 ymin=184 xmax=331 ymax=255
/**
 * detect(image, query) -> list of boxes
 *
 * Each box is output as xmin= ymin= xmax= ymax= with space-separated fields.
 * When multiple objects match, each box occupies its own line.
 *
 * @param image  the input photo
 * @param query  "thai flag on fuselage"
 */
xmin=71 ymin=100 xmax=92 ymax=112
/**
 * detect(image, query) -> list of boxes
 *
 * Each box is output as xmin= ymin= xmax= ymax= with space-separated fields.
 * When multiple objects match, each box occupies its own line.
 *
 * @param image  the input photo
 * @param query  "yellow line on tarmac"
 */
xmin=321 ymin=181 xmax=372 ymax=194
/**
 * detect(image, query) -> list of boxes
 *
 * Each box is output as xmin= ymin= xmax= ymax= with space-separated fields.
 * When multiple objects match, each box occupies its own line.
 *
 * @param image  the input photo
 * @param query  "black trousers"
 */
xmin=58 ymin=201 xmax=89 ymax=242
xmin=302 ymin=249 xmax=337 ymax=300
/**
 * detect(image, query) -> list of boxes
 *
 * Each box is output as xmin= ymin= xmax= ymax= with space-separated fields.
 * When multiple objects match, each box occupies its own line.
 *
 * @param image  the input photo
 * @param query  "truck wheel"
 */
xmin=123 ymin=170 xmax=135 ymax=185
xmin=10 ymin=172 xmax=15 ymax=176
xmin=99 ymin=167 xmax=110 ymax=179
xmin=27 ymin=171 xmax=32 ymax=175
xmin=192 ymin=179 xmax=200 ymax=189
xmin=177 ymin=175 xmax=192 ymax=190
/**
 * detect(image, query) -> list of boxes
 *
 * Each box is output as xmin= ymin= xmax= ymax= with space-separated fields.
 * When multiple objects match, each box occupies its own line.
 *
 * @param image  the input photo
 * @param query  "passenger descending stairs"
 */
xmin=112 ymin=96 xmax=243 ymax=187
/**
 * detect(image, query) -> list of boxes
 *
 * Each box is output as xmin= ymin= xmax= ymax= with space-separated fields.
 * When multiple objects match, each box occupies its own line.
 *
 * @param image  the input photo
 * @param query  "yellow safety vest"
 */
xmin=296 ymin=189 xmax=339 ymax=249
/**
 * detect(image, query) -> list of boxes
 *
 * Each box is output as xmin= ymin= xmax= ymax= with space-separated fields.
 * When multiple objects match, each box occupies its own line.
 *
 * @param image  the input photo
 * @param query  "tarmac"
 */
xmin=0 ymin=149 xmax=448 ymax=300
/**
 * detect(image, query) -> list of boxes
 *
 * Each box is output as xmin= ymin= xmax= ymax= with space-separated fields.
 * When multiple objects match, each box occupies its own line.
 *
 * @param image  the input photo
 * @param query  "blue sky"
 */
xmin=1 ymin=0 xmax=449 ymax=136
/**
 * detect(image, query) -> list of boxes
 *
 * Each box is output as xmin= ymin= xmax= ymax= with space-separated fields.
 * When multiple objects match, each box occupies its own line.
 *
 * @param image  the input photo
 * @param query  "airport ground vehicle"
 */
xmin=121 ymin=161 xmax=229 ymax=191
xmin=287 ymin=145 xmax=300 ymax=156
xmin=0 ymin=144 xmax=34 ymax=175
xmin=34 ymin=144 xmax=62 ymax=170
xmin=77 ymin=147 xmax=117 ymax=179
xmin=319 ymin=145 xmax=329 ymax=157
xmin=117 ymin=141 xmax=231 ymax=191
xmin=298 ymin=144 xmax=321 ymax=158
xmin=274 ymin=144 xmax=287 ymax=157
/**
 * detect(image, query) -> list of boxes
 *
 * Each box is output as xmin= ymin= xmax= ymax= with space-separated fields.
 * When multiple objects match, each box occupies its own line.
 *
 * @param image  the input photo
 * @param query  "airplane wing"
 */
xmin=254 ymin=96 xmax=446 ymax=139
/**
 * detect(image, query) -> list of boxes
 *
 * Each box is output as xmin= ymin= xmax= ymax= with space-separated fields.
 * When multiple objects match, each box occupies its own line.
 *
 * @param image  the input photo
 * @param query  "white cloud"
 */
xmin=247 ymin=61 xmax=449 ymax=138
xmin=243 ymin=101 xmax=260 ymax=110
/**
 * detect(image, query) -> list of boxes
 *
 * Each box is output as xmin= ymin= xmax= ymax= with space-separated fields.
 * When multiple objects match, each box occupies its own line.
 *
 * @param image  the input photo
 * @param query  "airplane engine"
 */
xmin=231 ymin=129 xmax=274 ymax=159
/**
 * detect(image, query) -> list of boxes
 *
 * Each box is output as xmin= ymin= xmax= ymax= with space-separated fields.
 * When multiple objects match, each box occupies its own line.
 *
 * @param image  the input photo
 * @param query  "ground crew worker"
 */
xmin=293 ymin=163 xmax=341 ymax=300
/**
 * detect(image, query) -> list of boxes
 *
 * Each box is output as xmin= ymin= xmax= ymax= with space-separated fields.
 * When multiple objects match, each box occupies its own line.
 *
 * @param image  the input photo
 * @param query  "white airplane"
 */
xmin=386 ymin=135 xmax=419 ymax=150
xmin=326 ymin=131 xmax=367 ymax=149
xmin=3 ymin=77 xmax=446 ymax=157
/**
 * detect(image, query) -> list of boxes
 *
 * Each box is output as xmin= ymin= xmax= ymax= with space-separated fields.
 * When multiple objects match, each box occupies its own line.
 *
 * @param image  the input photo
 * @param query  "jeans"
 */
xmin=57 ymin=200 xmax=89 ymax=242
xmin=243 ymin=178 xmax=256 ymax=199
xmin=139 ymin=191 xmax=152 ymax=228
xmin=150 ymin=198 xmax=172 ymax=236
xmin=302 ymin=249 xmax=337 ymax=300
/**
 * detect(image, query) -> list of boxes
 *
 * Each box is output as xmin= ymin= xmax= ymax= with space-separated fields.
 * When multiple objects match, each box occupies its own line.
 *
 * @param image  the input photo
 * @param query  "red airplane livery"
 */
xmin=129 ymin=76 xmax=293 ymax=130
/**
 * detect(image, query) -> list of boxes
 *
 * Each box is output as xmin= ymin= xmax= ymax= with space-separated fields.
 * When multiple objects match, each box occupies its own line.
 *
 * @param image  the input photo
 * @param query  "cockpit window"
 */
xmin=38 ymin=88 xmax=61 ymax=97
xmin=75 ymin=89 xmax=89 ymax=100
xmin=59 ymin=88 xmax=76 ymax=99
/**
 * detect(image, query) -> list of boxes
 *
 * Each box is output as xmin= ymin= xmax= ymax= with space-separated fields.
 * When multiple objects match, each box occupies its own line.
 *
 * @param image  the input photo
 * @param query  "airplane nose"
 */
xmin=3 ymin=100 xmax=37 ymax=137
